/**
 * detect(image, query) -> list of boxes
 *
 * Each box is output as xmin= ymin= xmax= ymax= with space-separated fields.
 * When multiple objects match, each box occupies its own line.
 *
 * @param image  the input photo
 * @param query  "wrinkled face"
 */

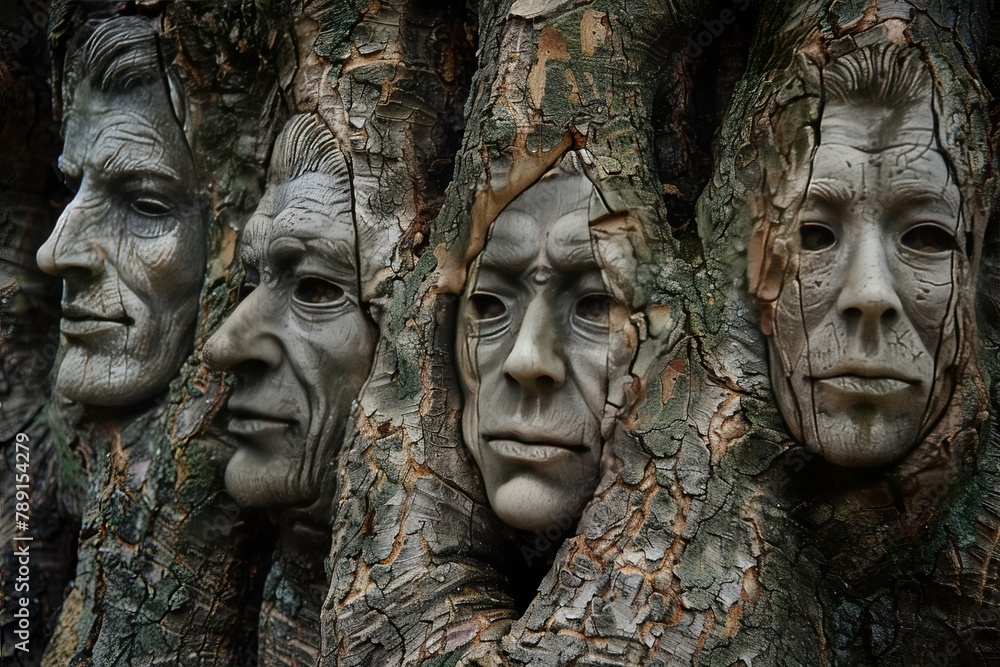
xmin=204 ymin=172 xmax=375 ymax=511
xmin=457 ymin=172 xmax=625 ymax=532
xmin=769 ymin=98 xmax=960 ymax=467
xmin=36 ymin=83 xmax=204 ymax=406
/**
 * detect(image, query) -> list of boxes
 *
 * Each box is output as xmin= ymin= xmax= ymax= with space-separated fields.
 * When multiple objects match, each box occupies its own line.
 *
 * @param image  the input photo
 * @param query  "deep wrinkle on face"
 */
xmin=769 ymin=97 xmax=961 ymax=467
xmin=204 ymin=171 xmax=375 ymax=512
xmin=37 ymin=83 xmax=205 ymax=406
xmin=457 ymin=168 xmax=623 ymax=532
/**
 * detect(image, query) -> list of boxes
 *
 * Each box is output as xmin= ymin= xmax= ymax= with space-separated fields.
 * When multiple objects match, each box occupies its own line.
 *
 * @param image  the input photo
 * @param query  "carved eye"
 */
xmin=901 ymin=224 xmax=957 ymax=254
xmin=131 ymin=196 xmax=173 ymax=217
xmin=800 ymin=223 xmax=836 ymax=252
xmin=294 ymin=276 xmax=345 ymax=305
xmin=469 ymin=294 xmax=506 ymax=321
xmin=127 ymin=195 xmax=179 ymax=238
xmin=238 ymin=267 xmax=259 ymax=302
xmin=575 ymin=293 xmax=612 ymax=325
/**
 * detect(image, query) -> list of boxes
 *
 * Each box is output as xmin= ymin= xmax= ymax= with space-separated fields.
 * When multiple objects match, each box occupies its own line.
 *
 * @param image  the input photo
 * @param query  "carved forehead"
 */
xmin=241 ymin=172 xmax=356 ymax=265
xmin=480 ymin=169 xmax=598 ymax=272
xmin=819 ymin=98 xmax=935 ymax=153
xmin=61 ymin=87 xmax=187 ymax=178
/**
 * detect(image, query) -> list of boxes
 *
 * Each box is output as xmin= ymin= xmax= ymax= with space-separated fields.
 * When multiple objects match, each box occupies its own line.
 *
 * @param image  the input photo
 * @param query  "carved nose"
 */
xmin=502 ymin=297 xmax=566 ymax=391
xmin=36 ymin=195 xmax=105 ymax=281
xmin=203 ymin=290 xmax=283 ymax=374
xmin=835 ymin=235 xmax=902 ymax=326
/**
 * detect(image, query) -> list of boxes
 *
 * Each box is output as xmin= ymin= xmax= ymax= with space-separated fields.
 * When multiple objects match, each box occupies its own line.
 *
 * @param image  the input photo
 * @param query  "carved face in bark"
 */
xmin=37 ymin=21 xmax=204 ymax=406
xmin=458 ymin=164 xmax=626 ymax=532
xmin=204 ymin=115 xmax=375 ymax=513
xmin=767 ymin=58 xmax=961 ymax=467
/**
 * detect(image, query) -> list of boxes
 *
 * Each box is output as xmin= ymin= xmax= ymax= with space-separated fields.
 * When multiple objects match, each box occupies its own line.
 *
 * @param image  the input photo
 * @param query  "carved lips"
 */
xmin=225 ymin=404 xmax=295 ymax=454
xmin=59 ymin=302 xmax=133 ymax=337
xmin=484 ymin=431 xmax=588 ymax=465
xmin=811 ymin=363 xmax=922 ymax=402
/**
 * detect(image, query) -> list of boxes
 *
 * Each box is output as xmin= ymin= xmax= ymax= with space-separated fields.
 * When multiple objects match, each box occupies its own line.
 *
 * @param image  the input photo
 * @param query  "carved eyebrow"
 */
xmin=478 ymin=213 xmax=539 ymax=273
xmin=888 ymin=179 xmax=961 ymax=215
xmin=265 ymin=213 xmax=358 ymax=281
xmin=806 ymin=178 xmax=855 ymax=204
xmin=547 ymin=234 xmax=599 ymax=273
xmin=57 ymin=154 xmax=81 ymax=179
xmin=92 ymin=121 xmax=183 ymax=183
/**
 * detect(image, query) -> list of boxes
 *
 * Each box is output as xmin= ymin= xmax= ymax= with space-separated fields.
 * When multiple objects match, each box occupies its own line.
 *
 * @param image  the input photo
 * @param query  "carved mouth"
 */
xmin=812 ymin=374 xmax=917 ymax=397
xmin=225 ymin=403 xmax=295 ymax=451
xmin=60 ymin=303 xmax=133 ymax=336
xmin=484 ymin=433 xmax=587 ymax=464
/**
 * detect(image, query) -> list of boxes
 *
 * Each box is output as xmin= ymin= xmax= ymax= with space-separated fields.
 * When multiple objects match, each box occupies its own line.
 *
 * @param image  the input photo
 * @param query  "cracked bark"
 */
xmin=0 ymin=2 xmax=66 ymax=662
xmin=37 ymin=2 xmax=288 ymax=665
xmin=1 ymin=0 xmax=996 ymax=665
xmin=323 ymin=1 xmax=999 ymax=666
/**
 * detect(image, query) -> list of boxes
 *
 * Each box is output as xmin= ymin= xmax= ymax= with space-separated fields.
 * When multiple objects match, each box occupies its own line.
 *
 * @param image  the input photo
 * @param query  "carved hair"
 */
xmin=267 ymin=113 xmax=351 ymax=207
xmin=63 ymin=16 xmax=184 ymax=126
xmin=823 ymin=43 xmax=930 ymax=109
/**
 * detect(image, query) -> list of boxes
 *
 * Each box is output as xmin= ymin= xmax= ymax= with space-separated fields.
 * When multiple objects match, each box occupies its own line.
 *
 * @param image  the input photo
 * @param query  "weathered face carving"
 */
xmin=203 ymin=169 xmax=375 ymax=511
xmin=36 ymin=83 xmax=204 ymax=406
xmin=769 ymin=96 xmax=960 ymax=467
xmin=457 ymin=169 xmax=624 ymax=532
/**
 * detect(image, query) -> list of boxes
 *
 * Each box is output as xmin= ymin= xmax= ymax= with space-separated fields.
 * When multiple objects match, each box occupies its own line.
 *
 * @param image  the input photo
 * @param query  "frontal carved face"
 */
xmin=457 ymin=169 xmax=626 ymax=532
xmin=37 ymin=84 xmax=205 ymax=406
xmin=204 ymin=171 xmax=375 ymax=512
xmin=769 ymin=97 xmax=960 ymax=467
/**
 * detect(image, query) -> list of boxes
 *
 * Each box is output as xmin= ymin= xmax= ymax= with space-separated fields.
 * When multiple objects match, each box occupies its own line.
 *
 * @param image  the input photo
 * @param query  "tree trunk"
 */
xmin=323 ymin=1 xmax=1000 ymax=665
xmin=0 ymin=3 xmax=68 ymax=663
xmin=38 ymin=2 xmax=288 ymax=664
xmin=2 ymin=0 xmax=997 ymax=665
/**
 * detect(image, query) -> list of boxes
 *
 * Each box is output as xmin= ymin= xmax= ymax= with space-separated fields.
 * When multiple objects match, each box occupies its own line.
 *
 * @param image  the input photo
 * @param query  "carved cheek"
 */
xmin=565 ymin=329 xmax=611 ymax=422
xmin=771 ymin=249 xmax=841 ymax=378
xmin=892 ymin=253 xmax=956 ymax=343
xmin=115 ymin=230 xmax=201 ymax=358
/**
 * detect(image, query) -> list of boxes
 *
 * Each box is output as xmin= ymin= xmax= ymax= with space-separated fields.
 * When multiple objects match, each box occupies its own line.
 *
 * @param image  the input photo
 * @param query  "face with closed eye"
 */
xmin=769 ymin=97 xmax=961 ymax=467
xmin=457 ymin=170 xmax=626 ymax=532
xmin=203 ymin=171 xmax=375 ymax=511
xmin=36 ymin=83 xmax=205 ymax=406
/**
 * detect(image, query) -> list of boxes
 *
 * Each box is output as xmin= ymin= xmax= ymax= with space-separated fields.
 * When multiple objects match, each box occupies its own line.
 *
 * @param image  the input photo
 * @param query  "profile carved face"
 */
xmin=37 ymin=26 xmax=205 ymax=406
xmin=204 ymin=115 xmax=375 ymax=515
xmin=764 ymin=52 xmax=962 ymax=467
xmin=457 ymin=163 xmax=630 ymax=532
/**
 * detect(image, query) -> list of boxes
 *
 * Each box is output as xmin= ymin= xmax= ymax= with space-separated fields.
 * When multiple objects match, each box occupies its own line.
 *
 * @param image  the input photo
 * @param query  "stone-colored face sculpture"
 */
xmin=37 ymin=77 xmax=204 ymax=406
xmin=769 ymin=85 xmax=960 ymax=467
xmin=204 ymin=117 xmax=375 ymax=512
xmin=458 ymin=166 xmax=622 ymax=532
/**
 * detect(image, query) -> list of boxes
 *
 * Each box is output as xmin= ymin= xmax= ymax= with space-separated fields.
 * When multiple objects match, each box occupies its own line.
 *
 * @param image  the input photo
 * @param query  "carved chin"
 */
xmin=224 ymin=447 xmax=315 ymax=509
xmin=802 ymin=408 xmax=923 ymax=468
xmin=487 ymin=472 xmax=594 ymax=533
xmin=55 ymin=344 xmax=176 ymax=406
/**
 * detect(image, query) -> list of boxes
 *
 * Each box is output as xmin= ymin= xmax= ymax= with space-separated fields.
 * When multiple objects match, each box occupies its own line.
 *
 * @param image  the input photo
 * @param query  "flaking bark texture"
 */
xmin=39 ymin=2 xmax=288 ymax=665
xmin=0 ymin=1 xmax=68 ymax=662
xmin=325 ymin=1 xmax=1000 ymax=666
xmin=245 ymin=1 xmax=474 ymax=664
xmin=322 ymin=0 xmax=720 ymax=664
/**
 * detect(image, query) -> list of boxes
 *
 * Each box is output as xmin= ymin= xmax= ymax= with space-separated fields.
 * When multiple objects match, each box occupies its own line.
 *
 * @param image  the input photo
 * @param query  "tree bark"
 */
xmin=39 ymin=2 xmax=288 ymax=665
xmin=324 ymin=1 xmax=1000 ymax=665
xmin=2 ymin=0 xmax=997 ymax=665
xmin=0 ymin=2 xmax=70 ymax=663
